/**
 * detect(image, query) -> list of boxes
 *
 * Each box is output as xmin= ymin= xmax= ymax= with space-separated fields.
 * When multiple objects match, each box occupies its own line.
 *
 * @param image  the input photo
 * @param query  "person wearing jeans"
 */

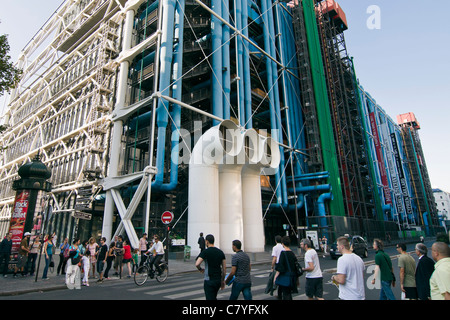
xmin=372 ymin=238 xmax=396 ymax=300
xmin=195 ymin=234 xmax=226 ymax=300
xmin=226 ymin=240 xmax=252 ymax=300
xmin=42 ymin=234 xmax=54 ymax=280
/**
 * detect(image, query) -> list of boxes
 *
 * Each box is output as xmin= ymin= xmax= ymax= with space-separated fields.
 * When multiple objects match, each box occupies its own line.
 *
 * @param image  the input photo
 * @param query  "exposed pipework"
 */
xmin=317 ymin=191 xmax=333 ymax=237
xmin=151 ymin=0 xmax=185 ymax=192
xmin=152 ymin=0 xmax=176 ymax=190
xmin=211 ymin=0 xmax=223 ymax=125
xmin=188 ymin=120 xmax=280 ymax=255
xmin=241 ymin=130 xmax=280 ymax=252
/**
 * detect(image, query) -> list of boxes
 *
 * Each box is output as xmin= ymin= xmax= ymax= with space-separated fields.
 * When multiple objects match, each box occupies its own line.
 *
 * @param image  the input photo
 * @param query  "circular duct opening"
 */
xmin=218 ymin=120 xmax=243 ymax=157
xmin=243 ymin=129 xmax=259 ymax=164
xmin=260 ymin=137 xmax=281 ymax=169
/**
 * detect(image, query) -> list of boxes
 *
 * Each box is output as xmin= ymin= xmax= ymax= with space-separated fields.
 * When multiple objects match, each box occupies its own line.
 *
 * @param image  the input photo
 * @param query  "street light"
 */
xmin=11 ymin=151 xmax=52 ymax=282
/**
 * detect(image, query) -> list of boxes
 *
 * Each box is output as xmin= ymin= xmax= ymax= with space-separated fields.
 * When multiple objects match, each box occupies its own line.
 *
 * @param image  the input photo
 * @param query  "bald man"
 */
xmin=430 ymin=242 xmax=450 ymax=300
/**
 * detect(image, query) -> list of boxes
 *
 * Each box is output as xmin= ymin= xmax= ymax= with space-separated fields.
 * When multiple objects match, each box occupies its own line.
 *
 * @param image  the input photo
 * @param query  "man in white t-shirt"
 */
xmin=271 ymin=235 xmax=284 ymax=270
xmin=301 ymin=238 xmax=324 ymax=300
xmin=331 ymin=236 xmax=366 ymax=300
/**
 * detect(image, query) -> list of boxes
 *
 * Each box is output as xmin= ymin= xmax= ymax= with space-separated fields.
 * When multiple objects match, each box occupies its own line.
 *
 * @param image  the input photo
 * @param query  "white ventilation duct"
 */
xmin=188 ymin=120 xmax=242 ymax=255
xmin=242 ymin=133 xmax=280 ymax=253
xmin=188 ymin=120 xmax=280 ymax=256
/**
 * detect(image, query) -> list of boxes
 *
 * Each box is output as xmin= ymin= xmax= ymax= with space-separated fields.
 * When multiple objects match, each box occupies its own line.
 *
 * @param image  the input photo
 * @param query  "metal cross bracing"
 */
xmin=314 ymin=0 xmax=374 ymax=221
xmin=1 ymin=0 xmax=315 ymax=247
xmin=0 ymin=0 xmax=125 ymax=219
xmin=101 ymin=0 xmax=315 ymax=248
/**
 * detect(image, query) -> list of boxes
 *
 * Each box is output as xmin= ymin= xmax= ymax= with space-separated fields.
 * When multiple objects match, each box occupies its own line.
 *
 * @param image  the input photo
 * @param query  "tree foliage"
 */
xmin=0 ymin=33 xmax=22 ymax=97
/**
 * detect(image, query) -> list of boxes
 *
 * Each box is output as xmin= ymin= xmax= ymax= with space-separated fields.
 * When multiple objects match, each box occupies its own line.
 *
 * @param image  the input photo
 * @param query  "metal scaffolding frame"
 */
xmin=315 ymin=0 xmax=374 ymax=221
xmin=0 ymin=0 xmax=125 ymax=226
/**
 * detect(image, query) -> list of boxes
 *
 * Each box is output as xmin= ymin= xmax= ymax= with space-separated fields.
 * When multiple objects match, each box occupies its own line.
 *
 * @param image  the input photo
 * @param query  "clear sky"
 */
xmin=1 ymin=0 xmax=449 ymax=192
xmin=337 ymin=0 xmax=450 ymax=193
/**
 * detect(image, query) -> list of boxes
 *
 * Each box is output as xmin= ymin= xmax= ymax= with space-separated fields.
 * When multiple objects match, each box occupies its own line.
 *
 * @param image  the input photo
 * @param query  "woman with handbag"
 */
xmin=273 ymin=236 xmax=300 ymax=300
xmin=66 ymin=238 xmax=82 ymax=290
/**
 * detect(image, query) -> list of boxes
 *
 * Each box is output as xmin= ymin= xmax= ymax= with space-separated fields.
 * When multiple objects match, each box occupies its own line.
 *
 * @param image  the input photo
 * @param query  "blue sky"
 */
xmin=1 ymin=0 xmax=449 ymax=192
xmin=337 ymin=0 xmax=450 ymax=193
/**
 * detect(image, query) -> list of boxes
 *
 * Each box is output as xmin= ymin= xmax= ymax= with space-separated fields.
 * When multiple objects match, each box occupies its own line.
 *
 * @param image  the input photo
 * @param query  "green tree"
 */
xmin=0 ymin=30 xmax=22 ymax=97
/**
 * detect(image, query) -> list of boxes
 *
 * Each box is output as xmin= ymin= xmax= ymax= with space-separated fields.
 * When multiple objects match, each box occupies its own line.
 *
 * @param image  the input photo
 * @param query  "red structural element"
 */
xmin=397 ymin=112 xmax=421 ymax=130
xmin=316 ymin=0 xmax=348 ymax=31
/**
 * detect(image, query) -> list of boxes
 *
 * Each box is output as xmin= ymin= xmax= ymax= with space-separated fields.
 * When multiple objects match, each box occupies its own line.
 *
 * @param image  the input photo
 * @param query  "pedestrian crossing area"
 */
xmin=105 ymin=268 xmax=334 ymax=300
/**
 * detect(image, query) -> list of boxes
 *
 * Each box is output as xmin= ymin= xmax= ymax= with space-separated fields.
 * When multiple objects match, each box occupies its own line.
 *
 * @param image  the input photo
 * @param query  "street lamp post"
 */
xmin=10 ymin=152 xmax=52 ymax=281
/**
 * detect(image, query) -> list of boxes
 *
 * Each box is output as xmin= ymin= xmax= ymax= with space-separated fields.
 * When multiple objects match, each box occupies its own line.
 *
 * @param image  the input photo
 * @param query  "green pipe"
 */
xmin=302 ymin=0 xmax=345 ymax=217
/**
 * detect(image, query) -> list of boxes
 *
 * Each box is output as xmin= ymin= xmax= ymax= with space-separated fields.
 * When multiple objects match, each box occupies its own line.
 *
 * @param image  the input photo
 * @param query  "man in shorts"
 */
xmin=300 ymin=238 xmax=324 ymax=300
xmin=332 ymin=236 xmax=365 ymax=300
xmin=14 ymin=232 xmax=31 ymax=277
xmin=396 ymin=243 xmax=418 ymax=299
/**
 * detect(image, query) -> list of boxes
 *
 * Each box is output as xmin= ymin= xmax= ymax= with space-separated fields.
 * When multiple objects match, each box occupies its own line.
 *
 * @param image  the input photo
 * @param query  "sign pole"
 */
xmin=161 ymin=211 xmax=174 ymax=265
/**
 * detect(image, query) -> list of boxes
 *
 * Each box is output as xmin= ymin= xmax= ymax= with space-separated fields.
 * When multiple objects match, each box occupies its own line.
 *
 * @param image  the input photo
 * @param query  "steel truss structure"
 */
xmin=0 ymin=0 xmax=441 ymax=245
xmin=0 ymin=0 xmax=126 ymax=230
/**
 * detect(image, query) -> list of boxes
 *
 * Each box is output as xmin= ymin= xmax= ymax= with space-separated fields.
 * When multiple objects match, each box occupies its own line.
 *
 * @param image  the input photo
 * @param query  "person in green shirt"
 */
xmin=371 ymin=238 xmax=396 ymax=300
xmin=396 ymin=243 xmax=418 ymax=299
xmin=430 ymin=242 xmax=450 ymax=300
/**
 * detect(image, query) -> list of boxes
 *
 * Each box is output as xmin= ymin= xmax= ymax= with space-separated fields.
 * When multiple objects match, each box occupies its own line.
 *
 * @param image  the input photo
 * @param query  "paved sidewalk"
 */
xmin=0 ymin=251 xmax=274 ymax=297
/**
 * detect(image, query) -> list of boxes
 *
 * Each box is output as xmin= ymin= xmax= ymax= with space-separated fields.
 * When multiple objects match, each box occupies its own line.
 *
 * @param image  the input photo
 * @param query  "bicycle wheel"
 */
xmin=155 ymin=263 xmax=168 ymax=283
xmin=134 ymin=266 xmax=149 ymax=286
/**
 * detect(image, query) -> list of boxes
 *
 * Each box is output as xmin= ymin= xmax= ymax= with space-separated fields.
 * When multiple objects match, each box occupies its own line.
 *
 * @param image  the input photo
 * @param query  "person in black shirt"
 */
xmin=198 ymin=232 xmax=206 ymax=253
xmin=96 ymin=237 xmax=108 ymax=283
xmin=0 ymin=232 xmax=12 ymax=277
xmin=274 ymin=236 xmax=299 ymax=300
xmin=195 ymin=234 xmax=226 ymax=300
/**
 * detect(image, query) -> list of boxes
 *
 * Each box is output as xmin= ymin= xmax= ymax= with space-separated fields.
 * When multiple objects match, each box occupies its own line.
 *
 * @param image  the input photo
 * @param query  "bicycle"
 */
xmin=134 ymin=254 xmax=169 ymax=286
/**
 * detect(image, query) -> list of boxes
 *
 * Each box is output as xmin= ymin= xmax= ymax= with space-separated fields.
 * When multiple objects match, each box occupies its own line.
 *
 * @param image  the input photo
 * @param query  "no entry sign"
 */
xmin=161 ymin=211 xmax=174 ymax=225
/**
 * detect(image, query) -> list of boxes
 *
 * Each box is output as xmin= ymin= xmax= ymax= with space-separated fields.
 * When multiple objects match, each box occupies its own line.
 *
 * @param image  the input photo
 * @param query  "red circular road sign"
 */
xmin=161 ymin=211 xmax=174 ymax=225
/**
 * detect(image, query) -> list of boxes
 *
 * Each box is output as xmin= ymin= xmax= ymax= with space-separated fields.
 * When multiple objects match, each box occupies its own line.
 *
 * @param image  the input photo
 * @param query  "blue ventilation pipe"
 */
xmin=211 ymin=0 xmax=223 ymax=125
xmin=266 ymin=0 xmax=288 ymax=206
xmin=242 ymin=0 xmax=253 ymax=129
xmin=222 ymin=0 xmax=231 ymax=120
xmin=276 ymin=1 xmax=304 ymax=180
xmin=151 ymin=0 xmax=183 ymax=192
xmin=317 ymin=192 xmax=333 ymax=238
xmin=260 ymin=0 xmax=286 ymax=208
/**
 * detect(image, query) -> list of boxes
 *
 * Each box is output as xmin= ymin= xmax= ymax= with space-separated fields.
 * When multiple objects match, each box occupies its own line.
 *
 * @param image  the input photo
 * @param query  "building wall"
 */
xmin=433 ymin=189 xmax=450 ymax=230
xmin=0 ymin=0 xmax=440 ymax=249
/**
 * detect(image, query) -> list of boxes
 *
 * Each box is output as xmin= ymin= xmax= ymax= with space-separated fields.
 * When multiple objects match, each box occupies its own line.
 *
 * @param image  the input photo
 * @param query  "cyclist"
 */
xmin=145 ymin=235 xmax=165 ymax=276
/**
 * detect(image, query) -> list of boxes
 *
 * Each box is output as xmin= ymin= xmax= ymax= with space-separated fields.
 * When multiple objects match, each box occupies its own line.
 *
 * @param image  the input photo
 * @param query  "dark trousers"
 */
xmin=26 ymin=253 xmax=37 ymax=275
xmin=204 ymin=279 xmax=222 ymax=300
xmin=104 ymin=256 xmax=114 ymax=278
xmin=149 ymin=254 xmax=163 ymax=272
xmin=279 ymin=285 xmax=293 ymax=300
xmin=139 ymin=251 xmax=147 ymax=267
xmin=57 ymin=254 xmax=67 ymax=275
xmin=0 ymin=253 xmax=10 ymax=275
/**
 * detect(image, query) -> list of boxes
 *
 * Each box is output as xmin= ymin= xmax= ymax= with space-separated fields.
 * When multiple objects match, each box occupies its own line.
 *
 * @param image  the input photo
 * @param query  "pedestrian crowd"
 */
xmin=193 ymin=231 xmax=449 ymax=300
xmin=0 ymin=229 xmax=449 ymax=300
xmin=0 ymin=231 xmax=165 ymax=290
